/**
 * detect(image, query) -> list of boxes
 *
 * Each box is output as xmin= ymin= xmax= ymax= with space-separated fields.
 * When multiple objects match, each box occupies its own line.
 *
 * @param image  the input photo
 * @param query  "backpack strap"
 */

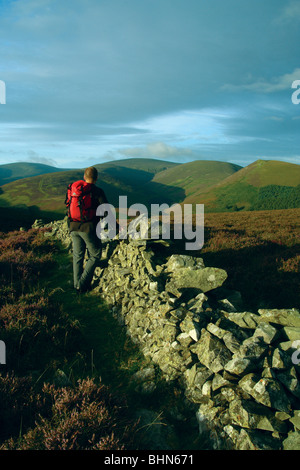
xmin=65 ymin=183 xmax=74 ymax=219
xmin=77 ymin=186 xmax=85 ymax=222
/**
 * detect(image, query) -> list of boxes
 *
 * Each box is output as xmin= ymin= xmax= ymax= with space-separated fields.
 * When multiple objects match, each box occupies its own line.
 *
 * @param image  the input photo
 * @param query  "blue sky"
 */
xmin=0 ymin=0 xmax=300 ymax=169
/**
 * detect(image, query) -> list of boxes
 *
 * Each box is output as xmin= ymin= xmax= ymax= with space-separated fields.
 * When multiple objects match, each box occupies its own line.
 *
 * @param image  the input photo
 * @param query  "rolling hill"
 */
xmin=0 ymin=158 xmax=183 ymax=228
xmin=0 ymin=158 xmax=299 ymax=230
xmin=152 ymin=160 xmax=242 ymax=200
xmin=0 ymin=162 xmax=69 ymax=186
xmin=0 ymin=159 xmax=239 ymax=217
xmin=185 ymin=159 xmax=300 ymax=211
xmin=95 ymin=157 xmax=178 ymax=175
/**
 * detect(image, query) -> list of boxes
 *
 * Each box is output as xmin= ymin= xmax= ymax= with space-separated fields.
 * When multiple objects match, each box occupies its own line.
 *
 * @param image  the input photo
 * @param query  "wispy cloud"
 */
xmin=222 ymin=68 xmax=300 ymax=94
xmin=26 ymin=150 xmax=58 ymax=167
xmin=120 ymin=142 xmax=195 ymax=161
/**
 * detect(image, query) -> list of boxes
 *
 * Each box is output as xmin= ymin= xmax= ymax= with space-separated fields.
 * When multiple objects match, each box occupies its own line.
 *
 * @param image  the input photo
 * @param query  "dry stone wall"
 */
xmin=39 ymin=218 xmax=300 ymax=450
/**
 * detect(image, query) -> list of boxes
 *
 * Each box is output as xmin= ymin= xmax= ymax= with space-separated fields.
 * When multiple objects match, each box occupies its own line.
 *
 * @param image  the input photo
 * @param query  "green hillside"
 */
xmin=0 ymin=159 xmax=177 ymax=187
xmin=0 ymin=158 xmax=299 ymax=231
xmin=94 ymin=158 xmax=180 ymax=200
xmin=0 ymin=159 xmax=184 ymax=229
xmin=152 ymin=160 xmax=242 ymax=199
xmin=186 ymin=160 xmax=300 ymax=212
xmin=0 ymin=162 xmax=69 ymax=186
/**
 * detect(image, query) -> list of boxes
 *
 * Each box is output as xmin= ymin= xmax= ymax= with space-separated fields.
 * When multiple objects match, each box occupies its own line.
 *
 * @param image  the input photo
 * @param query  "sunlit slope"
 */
xmin=152 ymin=160 xmax=242 ymax=200
xmin=185 ymin=160 xmax=300 ymax=211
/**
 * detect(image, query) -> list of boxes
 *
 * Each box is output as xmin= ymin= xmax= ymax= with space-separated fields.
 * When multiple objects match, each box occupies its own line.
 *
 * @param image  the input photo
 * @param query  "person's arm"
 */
xmin=95 ymin=187 xmax=109 ymax=205
xmin=95 ymin=187 xmax=120 ymax=234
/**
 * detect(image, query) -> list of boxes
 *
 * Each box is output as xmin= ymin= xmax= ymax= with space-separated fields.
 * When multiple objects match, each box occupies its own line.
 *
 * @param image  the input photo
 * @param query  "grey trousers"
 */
xmin=71 ymin=230 xmax=102 ymax=290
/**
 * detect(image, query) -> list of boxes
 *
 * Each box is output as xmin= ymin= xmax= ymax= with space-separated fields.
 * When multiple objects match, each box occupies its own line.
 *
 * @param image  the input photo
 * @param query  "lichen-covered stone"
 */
xmin=253 ymin=322 xmax=278 ymax=344
xmin=190 ymin=329 xmax=232 ymax=373
xmin=239 ymin=374 xmax=292 ymax=413
xmin=258 ymin=308 xmax=300 ymax=327
xmin=283 ymin=431 xmax=300 ymax=450
xmin=224 ymin=357 xmax=254 ymax=376
xmin=228 ymin=398 xmax=288 ymax=433
xmin=167 ymin=267 xmax=228 ymax=293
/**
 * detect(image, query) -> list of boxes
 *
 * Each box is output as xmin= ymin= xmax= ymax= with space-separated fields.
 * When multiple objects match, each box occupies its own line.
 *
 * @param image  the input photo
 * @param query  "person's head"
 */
xmin=84 ymin=166 xmax=98 ymax=184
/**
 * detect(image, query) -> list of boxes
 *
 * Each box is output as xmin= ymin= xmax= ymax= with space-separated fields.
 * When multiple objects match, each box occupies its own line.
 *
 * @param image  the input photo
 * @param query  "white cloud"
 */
xmin=222 ymin=68 xmax=300 ymax=94
xmin=26 ymin=150 xmax=58 ymax=167
xmin=120 ymin=142 xmax=195 ymax=161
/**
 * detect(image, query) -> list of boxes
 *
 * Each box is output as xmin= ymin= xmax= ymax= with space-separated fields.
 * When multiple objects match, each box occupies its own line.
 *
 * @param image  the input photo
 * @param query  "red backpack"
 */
xmin=65 ymin=180 xmax=96 ymax=222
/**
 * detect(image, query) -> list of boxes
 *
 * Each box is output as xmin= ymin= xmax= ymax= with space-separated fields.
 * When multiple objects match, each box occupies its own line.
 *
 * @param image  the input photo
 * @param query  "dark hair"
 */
xmin=84 ymin=166 xmax=98 ymax=182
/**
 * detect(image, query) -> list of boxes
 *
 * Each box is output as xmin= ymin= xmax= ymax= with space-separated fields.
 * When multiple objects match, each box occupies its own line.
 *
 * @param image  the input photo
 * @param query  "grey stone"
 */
xmin=165 ymin=254 xmax=205 ymax=272
xmin=289 ymin=410 xmax=300 ymax=431
xmin=283 ymin=327 xmax=300 ymax=342
xmin=226 ymin=311 xmax=260 ymax=329
xmin=211 ymin=373 xmax=231 ymax=391
xmin=258 ymin=308 xmax=300 ymax=327
xmin=228 ymin=398 xmax=288 ymax=433
xmin=283 ymin=431 xmax=300 ymax=450
xmin=206 ymin=322 xmax=226 ymax=339
xmin=184 ymin=363 xmax=213 ymax=391
xmin=224 ymin=357 xmax=254 ymax=376
xmin=187 ymin=293 xmax=208 ymax=313
xmin=253 ymin=322 xmax=278 ymax=344
xmin=239 ymin=374 xmax=291 ymax=413
xmin=277 ymin=367 xmax=300 ymax=400
xmin=238 ymin=336 xmax=268 ymax=361
xmin=235 ymin=428 xmax=282 ymax=450
xmin=179 ymin=312 xmax=201 ymax=341
xmin=223 ymin=332 xmax=241 ymax=354
xmin=167 ymin=267 xmax=228 ymax=293
xmin=191 ymin=329 xmax=232 ymax=373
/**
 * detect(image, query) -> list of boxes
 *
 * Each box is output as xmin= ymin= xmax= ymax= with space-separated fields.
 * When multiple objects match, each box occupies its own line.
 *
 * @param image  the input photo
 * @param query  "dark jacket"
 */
xmin=68 ymin=184 xmax=111 ymax=234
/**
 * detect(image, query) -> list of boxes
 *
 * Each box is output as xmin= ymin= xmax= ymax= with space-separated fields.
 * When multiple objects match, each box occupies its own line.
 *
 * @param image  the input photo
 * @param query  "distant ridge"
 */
xmin=0 ymin=162 xmax=69 ymax=186
xmin=0 ymin=158 xmax=184 ymax=220
xmin=95 ymin=157 xmax=179 ymax=174
xmin=0 ymin=158 xmax=299 ymax=224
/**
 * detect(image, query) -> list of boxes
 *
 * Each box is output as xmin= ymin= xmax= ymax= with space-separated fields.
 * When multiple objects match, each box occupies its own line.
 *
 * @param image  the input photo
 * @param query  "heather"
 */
xmin=0 ymin=228 xmax=139 ymax=450
xmin=199 ymin=208 xmax=300 ymax=310
xmin=1 ymin=377 xmax=135 ymax=450
xmin=0 ymin=227 xmax=55 ymax=293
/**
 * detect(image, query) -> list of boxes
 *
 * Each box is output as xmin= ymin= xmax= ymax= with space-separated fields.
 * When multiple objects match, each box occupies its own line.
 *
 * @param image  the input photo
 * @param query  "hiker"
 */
xmin=66 ymin=166 xmax=117 ymax=293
